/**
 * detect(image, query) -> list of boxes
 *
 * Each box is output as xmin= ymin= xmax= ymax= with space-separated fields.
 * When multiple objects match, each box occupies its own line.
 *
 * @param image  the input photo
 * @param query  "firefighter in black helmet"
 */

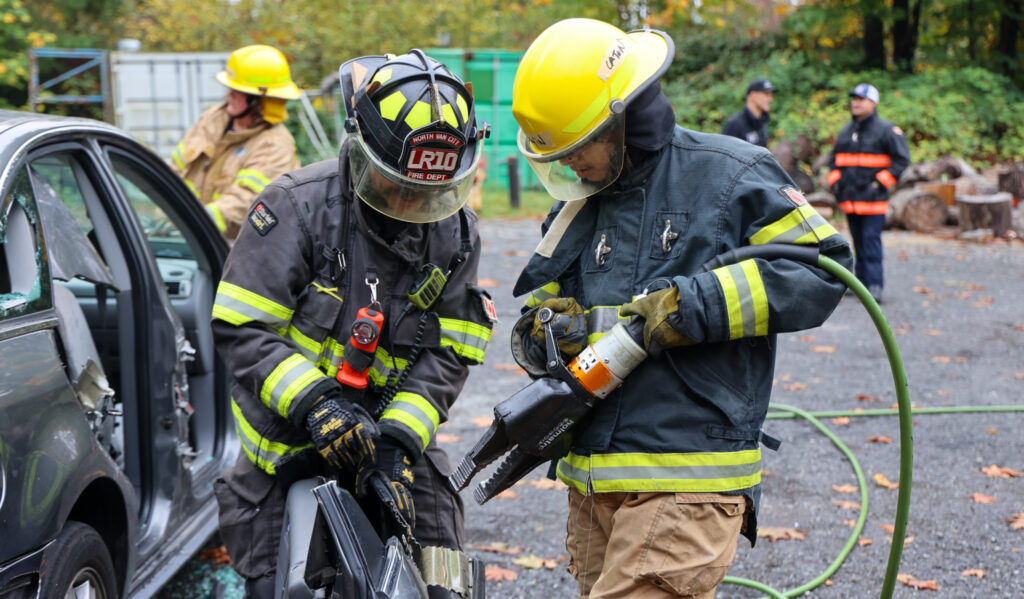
xmin=211 ymin=50 xmax=494 ymax=598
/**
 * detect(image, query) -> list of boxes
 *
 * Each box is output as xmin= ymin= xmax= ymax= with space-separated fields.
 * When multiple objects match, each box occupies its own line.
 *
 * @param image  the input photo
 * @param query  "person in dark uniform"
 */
xmin=826 ymin=83 xmax=911 ymax=303
xmin=211 ymin=50 xmax=495 ymax=598
xmin=722 ymin=78 xmax=777 ymax=147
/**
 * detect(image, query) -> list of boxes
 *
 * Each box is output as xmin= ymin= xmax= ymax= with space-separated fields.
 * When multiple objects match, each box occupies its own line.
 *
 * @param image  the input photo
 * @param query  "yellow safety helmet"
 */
xmin=513 ymin=19 xmax=673 ymax=201
xmin=216 ymin=44 xmax=302 ymax=101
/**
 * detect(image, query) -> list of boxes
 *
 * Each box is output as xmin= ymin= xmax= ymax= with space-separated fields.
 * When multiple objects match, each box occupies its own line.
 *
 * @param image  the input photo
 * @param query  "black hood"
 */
xmin=624 ymin=82 xmax=676 ymax=157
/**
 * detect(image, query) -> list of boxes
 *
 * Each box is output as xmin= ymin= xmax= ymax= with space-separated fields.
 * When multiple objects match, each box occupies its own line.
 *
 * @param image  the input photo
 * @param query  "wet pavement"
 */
xmin=160 ymin=218 xmax=1024 ymax=598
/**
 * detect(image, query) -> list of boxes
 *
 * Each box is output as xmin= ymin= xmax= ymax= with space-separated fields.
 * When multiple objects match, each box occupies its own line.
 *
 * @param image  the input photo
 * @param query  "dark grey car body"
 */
xmin=0 ymin=110 xmax=234 ymax=598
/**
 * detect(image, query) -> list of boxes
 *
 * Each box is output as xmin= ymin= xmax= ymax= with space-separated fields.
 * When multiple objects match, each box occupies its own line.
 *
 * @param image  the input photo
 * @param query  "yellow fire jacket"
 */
xmin=171 ymin=104 xmax=299 ymax=239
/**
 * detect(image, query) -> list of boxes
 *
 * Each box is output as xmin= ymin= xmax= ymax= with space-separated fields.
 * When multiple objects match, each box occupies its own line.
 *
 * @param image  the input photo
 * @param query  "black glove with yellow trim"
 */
xmin=530 ymin=297 xmax=588 ymax=357
xmin=305 ymin=392 xmax=379 ymax=471
xmin=619 ymin=286 xmax=694 ymax=357
xmin=356 ymin=436 xmax=416 ymax=528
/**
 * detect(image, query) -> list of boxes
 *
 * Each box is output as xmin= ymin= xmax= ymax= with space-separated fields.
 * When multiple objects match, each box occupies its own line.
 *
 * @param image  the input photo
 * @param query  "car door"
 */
xmin=25 ymin=135 xmax=233 ymax=593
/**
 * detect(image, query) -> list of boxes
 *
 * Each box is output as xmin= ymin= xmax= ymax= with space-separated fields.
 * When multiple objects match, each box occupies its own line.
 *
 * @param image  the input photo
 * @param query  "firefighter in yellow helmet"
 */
xmin=171 ymin=44 xmax=301 ymax=240
xmin=510 ymin=19 xmax=853 ymax=598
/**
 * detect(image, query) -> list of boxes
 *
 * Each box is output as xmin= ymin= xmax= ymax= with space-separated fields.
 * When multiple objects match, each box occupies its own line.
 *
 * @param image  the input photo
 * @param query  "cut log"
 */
xmin=805 ymin=191 xmax=837 ymax=218
xmin=998 ymin=162 xmax=1024 ymax=203
xmin=786 ymin=168 xmax=816 ymax=194
xmin=956 ymin=192 xmax=1014 ymax=238
xmin=889 ymin=189 xmax=948 ymax=231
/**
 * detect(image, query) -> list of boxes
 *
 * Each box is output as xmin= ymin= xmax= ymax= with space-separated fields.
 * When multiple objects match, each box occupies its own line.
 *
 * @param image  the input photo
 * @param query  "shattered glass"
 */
xmin=0 ymin=168 xmax=50 ymax=318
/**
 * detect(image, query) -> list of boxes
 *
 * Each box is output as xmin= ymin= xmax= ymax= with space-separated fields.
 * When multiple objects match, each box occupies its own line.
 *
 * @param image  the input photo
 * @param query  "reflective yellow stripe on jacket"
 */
xmin=712 ymin=259 xmax=768 ymax=339
xmin=524 ymin=281 xmax=560 ymax=308
xmin=207 ymin=204 xmax=228 ymax=233
xmin=172 ymin=142 xmax=187 ymax=171
xmin=750 ymin=204 xmax=838 ymax=246
xmin=556 ymin=449 xmax=762 ymax=494
xmin=380 ymin=391 xmax=440 ymax=451
xmin=262 ymin=354 xmax=328 ymax=418
xmin=439 ymin=318 xmax=492 ymax=363
xmin=233 ymin=168 xmax=272 ymax=194
xmin=232 ymin=397 xmax=313 ymax=475
xmin=213 ymin=281 xmax=293 ymax=334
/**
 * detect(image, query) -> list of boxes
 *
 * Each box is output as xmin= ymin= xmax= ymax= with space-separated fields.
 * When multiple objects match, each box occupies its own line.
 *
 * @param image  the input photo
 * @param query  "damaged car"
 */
xmin=0 ymin=110 xmax=234 ymax=598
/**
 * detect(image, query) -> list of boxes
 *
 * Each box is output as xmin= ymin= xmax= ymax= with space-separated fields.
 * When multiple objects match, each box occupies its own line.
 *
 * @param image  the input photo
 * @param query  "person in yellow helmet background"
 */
xmin=510 ymin=18 xmax=852 ymax=598
xmin=171 ymin=44 xmax=301 ymax=240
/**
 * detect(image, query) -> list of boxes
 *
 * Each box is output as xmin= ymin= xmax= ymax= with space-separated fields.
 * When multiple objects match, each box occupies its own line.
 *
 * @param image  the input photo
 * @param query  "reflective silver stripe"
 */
xmin=713 ymin=260 xmax=769 ymax=339
xmin=381 ymin=392 xmax=439 ymax=450
xmin=416 ymin=546 xmax=476 ymax=597
xmin=595 ymin=461 xmax=762 ymax=482
xmin=438 ymin=318 xmax=491 ymax=363
xmin=261 ymin=355 xmax=325 ymax=417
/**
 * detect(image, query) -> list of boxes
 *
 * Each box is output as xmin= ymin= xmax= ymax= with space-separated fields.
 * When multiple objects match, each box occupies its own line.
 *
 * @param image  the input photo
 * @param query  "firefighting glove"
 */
xmin=619 ymin=286 xmax=695 ymax=357
xmin=305 ymin=392 xmax=379 ymax=471
xmin=530 ymin=297 xmax=588 ymax=357
xmin=356 ymin=436 xmax=416 ymax=528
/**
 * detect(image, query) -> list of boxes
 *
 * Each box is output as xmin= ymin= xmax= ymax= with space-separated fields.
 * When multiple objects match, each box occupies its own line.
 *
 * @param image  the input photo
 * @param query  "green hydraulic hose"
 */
xmin=709 ymin=250 xmax=913 ymax=598
xmin=815 ymin=255 xmax=913 ymax=599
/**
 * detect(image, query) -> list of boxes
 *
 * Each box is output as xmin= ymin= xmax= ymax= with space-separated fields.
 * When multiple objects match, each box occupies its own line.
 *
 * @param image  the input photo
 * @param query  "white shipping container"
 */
xmin=110 ymin=52 xmax=230 ymax=161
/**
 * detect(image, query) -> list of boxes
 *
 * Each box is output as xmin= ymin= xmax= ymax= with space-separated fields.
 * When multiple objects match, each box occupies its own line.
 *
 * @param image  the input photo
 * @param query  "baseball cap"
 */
xmin=849 ymin=83 xmax=880 ymax=104
xmin=746 ymin=78 xmax=778 ymax=94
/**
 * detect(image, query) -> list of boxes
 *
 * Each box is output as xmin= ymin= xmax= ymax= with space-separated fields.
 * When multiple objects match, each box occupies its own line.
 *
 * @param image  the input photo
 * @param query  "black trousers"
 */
xmin=847 ymin=213 xmax=886 ymax=288
xmin=214 ymin=444 xmax=465 ymax=595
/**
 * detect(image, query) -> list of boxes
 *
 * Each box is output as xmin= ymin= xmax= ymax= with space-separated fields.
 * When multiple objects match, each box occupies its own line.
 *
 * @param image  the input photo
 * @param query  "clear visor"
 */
xmin=517 ymin=111 xmax=625 ymax=202
xmin=348 ymin=132 xmax=483 ymax=223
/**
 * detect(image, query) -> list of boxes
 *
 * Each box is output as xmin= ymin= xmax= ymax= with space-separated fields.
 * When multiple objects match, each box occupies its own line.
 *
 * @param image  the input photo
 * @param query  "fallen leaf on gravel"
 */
xmin=472 ymin=415 xmax=493 ymax=427
xmin=512 ymin=554 xmax=559 ymax=569
xmin=824 ymin=579 xmax=833 ymax=586
xmin=1015 ymin=325 xmax=1024 ymax=331
xmin=1015 ymin=373 xmax=1024 ymax=380
xmin=832 ymin=484 xmax=858 ymax=493
xmin=982 ymin=464 xmax=1023 ymax=478
xmin=858 ymin=537 xmax=873 ymax=546
xmin=783 ymin=382 xmax=807 ymax=391
xmin=833 ymin=500 xmax=861 ymax=511
xmin=889 ymin=403 xmax=924 ymax=410
xmin=436 ymin=433 xmax=462 ymax=443
xmin=880 ymin=524 xmax=896 ymax=534
xmin=986 ymin=428 xmax=997 ymax=435
xmin=494 ymin=489 xmax=519 ymax=499
xmin=780 ymin=374 xmax=791 ymax=381
xmin=867 ymin=435 xmax=893 ymax=444
xmin=873 ymin=473 xmax=898 ymax=490
xmin=477 ymin=278 xmax=500 ymax=287
xmin=500 ymin=249 xmax=530 ymax=257
xmin=972 ymin=296 xmax=994 ymax=307
xmin=921 ymin=329 xmax=943 ymax=336
xmin=471 ymin=542 xmax=524 ymax=555
xmin=912 ymin=285 xmax=931 ymax=295
xmin=524 ymin=478 xmax=567 ymax=490
xmin=492 ymin=363 xmax=525 ymax=373
xmin=798 ymin=335 xmax=817 ymax=342
xmin=199 ymin=545 xmax=232 ymax=565
xmin=844 ymin=519 xmax=857 ymax=527
xmin=892 ymin=323 xmax=910 ymax=335
xmin=830 ymin=417 xmax=850 ymax=426
xmin=485 ymin=566 xmax=518 ymax=582
xmin=937 ymin=390 xmax=949 ymax=397
xmin=811 ymin=345 xmax=835 ymax=353
xmin=897 ymin=574 xmax=939 ymax=590
xmin=969 ymin=493 xmax=996 ymax=504
xmin=961 ymin=569 xmax=985 ymax=579
xmin=756 ymin=527 xmax=807 ymax=542
xmin=856 ymin=393 xmax=882 ymax=402
xmin=1008 ymin=511 xmax=1024 ymax=530
xmin=932 ymin=356 xmax=951 ymax=363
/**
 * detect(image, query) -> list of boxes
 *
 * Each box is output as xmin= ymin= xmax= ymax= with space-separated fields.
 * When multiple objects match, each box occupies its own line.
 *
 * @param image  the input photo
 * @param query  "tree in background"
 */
xmin=0 ymin=0 xmax=57 ymax=109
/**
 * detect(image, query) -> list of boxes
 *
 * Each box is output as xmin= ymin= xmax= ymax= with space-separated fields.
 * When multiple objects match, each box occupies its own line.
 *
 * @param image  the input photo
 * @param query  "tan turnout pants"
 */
xmin=566 ymin=488 xmax=747 ymax=599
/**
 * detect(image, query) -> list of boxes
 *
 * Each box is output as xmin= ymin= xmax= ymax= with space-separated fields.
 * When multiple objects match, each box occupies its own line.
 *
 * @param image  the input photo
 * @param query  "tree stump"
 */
xmin=998 ymin=162 xmax=1024 ymax=202
xmin=957 ymin=192 xmax=1014 ymax=238
xmin=889 ymin=189 xmax=948 ymax=231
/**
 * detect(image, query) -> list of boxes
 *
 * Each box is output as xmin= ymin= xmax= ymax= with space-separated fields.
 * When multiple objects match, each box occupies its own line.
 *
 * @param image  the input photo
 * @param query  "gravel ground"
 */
xmin=160 ymin=218 xmax=1024 ymax=599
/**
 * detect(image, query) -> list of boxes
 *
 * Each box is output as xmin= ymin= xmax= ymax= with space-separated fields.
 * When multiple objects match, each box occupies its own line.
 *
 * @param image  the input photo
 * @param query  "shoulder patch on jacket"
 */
xmin=892 ymin=125 xmax=904 ymax=136
xmin=248 ymin=201 xmax=278 ymax=236
xmin=778 ymin=186 xmax=808 ymax=207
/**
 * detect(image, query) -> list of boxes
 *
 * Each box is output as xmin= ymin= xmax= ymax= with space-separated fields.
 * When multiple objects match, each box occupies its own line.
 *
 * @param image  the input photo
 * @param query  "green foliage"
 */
xmin=665 ymin=33 xmax=1024 ymax=170
xmin=0 ymin=0 xmax=56 ymax=108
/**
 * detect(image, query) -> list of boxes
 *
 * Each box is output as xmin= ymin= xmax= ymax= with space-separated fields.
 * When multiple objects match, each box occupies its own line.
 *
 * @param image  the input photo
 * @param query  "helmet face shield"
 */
xmin=518 ymin=109 xmax=625 ymax=202
xmin=348 ymin=129 xmax=482 ymax=223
